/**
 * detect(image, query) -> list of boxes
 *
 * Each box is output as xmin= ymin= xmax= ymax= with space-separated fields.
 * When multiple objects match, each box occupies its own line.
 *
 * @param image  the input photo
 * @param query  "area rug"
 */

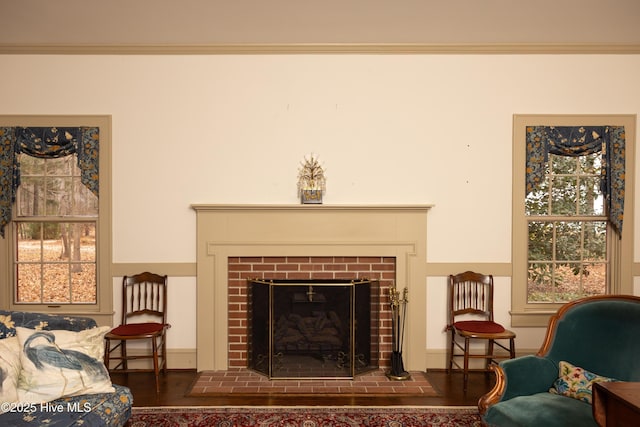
xmin=128 ymin=406 xmax=482 ymax=426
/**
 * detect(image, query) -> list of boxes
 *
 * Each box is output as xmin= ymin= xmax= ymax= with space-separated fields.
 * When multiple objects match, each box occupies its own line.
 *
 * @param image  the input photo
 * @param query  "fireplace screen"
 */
xmin=247 ymin=279 xmax=379 ymax=379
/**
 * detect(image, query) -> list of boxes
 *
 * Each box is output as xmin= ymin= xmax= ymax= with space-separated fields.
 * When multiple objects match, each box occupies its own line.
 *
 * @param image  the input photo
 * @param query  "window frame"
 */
xmin=0 ymin=115 xmax=113 ymax=323
xmin=512 ymin=114 xmax=635 ymax=327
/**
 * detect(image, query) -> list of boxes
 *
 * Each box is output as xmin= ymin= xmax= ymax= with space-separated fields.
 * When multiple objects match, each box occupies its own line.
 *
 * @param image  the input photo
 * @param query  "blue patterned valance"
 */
xmin=0 ymin=126 xmax=99 ymax=238
xmin=525 ymin=125 xmax=625 ymax=236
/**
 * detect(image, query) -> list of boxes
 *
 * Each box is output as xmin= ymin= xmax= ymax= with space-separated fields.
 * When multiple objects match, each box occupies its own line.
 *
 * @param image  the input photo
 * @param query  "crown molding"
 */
xmin=1 ymin=43 xmax=640 ymax=55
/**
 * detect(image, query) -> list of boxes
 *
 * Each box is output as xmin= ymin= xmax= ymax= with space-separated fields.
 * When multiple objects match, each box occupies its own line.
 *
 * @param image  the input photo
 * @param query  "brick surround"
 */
xmin=228 ymin=256 xmax=396 ymax=369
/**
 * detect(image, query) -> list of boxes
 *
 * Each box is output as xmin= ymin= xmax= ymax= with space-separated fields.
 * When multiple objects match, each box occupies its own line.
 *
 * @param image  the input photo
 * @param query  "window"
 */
xmin=512 ymin=115 xmax=635 ymax=327
xmin=0 ymin=116 xmax=112 ymax=321
xmin=14 ymin=153 xmax=98 ymax=304
xmin=526 ymin=152 xmax=607 ymax=302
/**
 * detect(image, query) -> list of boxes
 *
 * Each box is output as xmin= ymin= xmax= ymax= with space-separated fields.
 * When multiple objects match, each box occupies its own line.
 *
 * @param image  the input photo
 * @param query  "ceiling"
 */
xmin=1 ymin=0 xmax=640 ymax=52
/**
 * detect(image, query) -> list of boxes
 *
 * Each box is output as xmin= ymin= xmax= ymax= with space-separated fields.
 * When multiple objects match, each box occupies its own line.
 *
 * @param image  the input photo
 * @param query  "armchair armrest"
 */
xmin=479 ymin=355 xmax=557 ymax=414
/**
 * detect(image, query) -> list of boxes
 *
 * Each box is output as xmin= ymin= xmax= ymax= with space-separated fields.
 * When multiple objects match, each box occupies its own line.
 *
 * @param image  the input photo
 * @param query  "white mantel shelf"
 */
xmin=191 ymin=204 xmax=434 ymax=212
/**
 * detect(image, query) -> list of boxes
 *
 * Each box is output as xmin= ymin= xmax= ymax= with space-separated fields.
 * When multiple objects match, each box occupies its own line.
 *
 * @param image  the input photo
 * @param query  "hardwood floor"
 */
xmin=109 ymin=369 xmax=496 ymax=407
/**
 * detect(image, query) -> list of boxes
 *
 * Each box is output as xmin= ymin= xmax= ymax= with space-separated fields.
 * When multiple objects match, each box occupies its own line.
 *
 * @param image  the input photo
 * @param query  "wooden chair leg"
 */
xmin=463 ymin=338 xmax=470 ymax=392
xmin=487 ymin=339 xmax=495 ymax=370
xmin=152 ymin=336 xmax=160 ymax=393
xmin=104 ymin=338 xmax=111 ymax=370
xmin=161 ymin=333 xmax=167 ymax=373
xmin=121 ymin=340 xmax=128 ymax=371
xmin=447 ymin=331 xmax=455 ymax=374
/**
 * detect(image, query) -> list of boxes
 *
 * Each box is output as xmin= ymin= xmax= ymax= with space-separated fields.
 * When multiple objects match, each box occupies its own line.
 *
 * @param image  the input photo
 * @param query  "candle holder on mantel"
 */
xmin=386 ymin=286 xmax=410 ymax=380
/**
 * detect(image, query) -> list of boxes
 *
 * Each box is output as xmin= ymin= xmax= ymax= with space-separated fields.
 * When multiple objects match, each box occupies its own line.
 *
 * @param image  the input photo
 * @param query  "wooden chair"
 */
xmin=104 ymin=272 xmax=170 ymax=393
xmin=446 ymin=271 xmax=515 ymax=391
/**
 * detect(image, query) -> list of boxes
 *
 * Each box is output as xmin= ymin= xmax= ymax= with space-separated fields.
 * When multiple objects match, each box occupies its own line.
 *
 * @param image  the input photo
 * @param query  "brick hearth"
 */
xmin=189 ymin=368 xmax=437 ymax=396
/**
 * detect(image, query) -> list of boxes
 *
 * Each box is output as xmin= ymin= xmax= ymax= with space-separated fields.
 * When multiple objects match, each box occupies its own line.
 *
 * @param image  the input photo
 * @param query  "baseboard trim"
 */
xmin=106 ymin=348 xmax=197 ymax=370
xmin=424 ymin=348 xmax=537 ymax=370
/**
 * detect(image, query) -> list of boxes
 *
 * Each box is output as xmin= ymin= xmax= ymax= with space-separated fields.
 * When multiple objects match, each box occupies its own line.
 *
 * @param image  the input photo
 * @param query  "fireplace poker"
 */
xmin=386 ymin=286 xmax=410 ymax=380
xmin=399 ymin=287 xmax=408 ymax=361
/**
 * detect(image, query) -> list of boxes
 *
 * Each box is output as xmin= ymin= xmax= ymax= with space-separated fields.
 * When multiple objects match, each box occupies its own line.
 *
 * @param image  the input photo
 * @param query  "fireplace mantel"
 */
xmin=192 ymin=204 xmax=433 ymax=212
xmin=192 ymin=204 xmax=432 ymax=372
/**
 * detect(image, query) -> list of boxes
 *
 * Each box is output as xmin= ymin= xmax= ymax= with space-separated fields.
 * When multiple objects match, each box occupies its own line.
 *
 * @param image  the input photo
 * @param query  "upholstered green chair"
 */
xmin=479 ymin=295 xmax=640 ymax=427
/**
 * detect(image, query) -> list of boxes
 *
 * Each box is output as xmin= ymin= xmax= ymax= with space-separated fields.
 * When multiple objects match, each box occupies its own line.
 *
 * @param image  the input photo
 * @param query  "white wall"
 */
xmin=2 ymin=54 xmax=639 ymax=362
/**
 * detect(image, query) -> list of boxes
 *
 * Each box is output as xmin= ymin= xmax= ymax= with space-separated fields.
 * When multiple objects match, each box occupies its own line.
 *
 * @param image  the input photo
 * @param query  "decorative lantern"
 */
xmin=297 ymin=154 xmax=326 ymax=204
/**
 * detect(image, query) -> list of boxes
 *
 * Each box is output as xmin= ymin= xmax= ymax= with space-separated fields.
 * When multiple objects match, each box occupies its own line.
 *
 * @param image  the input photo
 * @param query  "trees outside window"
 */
xmin=15 ymin=154 xmax=98 ymax=304
xmin=526 ymin=152 xmax=607 ymax=302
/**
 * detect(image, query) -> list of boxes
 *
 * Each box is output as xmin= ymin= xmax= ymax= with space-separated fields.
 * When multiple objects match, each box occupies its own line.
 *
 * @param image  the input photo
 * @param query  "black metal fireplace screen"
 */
xmin=247 ymin=278 xmax=380 ymax=379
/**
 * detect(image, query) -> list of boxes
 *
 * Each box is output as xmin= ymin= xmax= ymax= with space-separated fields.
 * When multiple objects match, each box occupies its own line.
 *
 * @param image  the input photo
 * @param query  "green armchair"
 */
xmin=479 ymin=295 xmax=640 ymax=427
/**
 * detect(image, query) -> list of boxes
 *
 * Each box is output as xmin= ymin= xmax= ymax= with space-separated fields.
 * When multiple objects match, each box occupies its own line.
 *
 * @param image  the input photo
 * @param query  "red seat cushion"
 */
xmin=454 ymin=320 xmax=505 ymax=334
xmin=110 ymin=322 xmax=165 ymax=336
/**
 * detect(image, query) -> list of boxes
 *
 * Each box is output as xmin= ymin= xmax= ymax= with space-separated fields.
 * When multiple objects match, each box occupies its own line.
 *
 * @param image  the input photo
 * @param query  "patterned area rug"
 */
xmin=128 ymin=406 xmax=483 ymax=426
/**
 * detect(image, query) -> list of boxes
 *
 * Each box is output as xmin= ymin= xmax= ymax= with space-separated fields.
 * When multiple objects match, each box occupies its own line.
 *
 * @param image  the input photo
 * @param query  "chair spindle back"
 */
xmin=122 ymin=272 xmax=168 ymax=325
xmin=449 ymin=271 xmax=494 ymax=323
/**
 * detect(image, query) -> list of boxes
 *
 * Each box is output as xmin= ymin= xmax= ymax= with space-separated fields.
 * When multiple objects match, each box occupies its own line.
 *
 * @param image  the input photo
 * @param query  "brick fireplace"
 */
xmin=192 ymin=204 xmax=431 ymax=372
xmin=228 ymin=256 xmax=394 ymax=370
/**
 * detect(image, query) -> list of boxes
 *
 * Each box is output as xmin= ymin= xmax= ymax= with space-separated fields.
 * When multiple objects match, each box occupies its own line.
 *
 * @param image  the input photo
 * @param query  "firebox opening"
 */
xmin=248 ymin=278 xmax=380 ymax=379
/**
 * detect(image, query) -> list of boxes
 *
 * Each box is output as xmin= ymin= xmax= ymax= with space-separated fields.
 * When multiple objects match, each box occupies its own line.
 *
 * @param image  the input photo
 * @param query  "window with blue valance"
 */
xmin=525 ymin=125 xmax=625 ymax=236
xmin=0 ymin=126 xmax=99 ymax=238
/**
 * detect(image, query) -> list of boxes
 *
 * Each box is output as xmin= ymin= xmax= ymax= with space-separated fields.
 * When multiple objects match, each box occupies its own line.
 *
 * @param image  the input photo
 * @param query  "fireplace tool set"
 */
xmin=387 ymin=286 xmax=411 ymax=380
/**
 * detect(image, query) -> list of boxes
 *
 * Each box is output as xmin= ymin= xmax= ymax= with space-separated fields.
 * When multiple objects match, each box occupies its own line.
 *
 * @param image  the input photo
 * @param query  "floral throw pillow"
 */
xmin=15 ymin=326 xmax=114 ymax=403
xmin=549 ymin=360 xmax=615 ymax=404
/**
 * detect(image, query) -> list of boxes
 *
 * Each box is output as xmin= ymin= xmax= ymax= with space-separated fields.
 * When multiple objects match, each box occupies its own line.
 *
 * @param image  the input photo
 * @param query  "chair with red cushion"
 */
xmin=104 ymin=272 xmax=170 ymax=393
xmin=446 ymin=271 xmax=515 ymax=391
